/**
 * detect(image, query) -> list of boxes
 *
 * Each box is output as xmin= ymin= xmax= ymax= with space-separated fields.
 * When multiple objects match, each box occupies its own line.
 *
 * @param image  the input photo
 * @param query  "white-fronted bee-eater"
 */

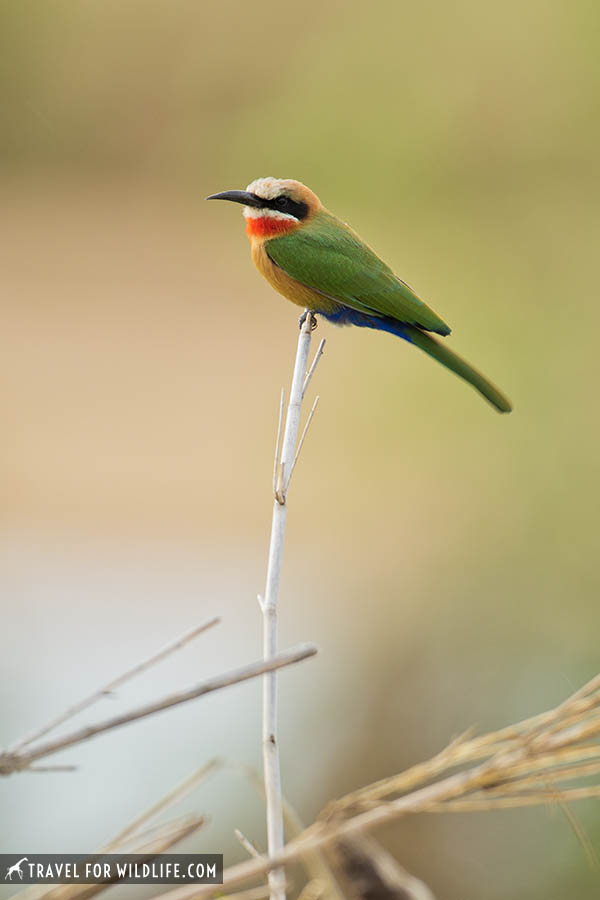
xmin=208 ymin=177 xmax=512 ymax=413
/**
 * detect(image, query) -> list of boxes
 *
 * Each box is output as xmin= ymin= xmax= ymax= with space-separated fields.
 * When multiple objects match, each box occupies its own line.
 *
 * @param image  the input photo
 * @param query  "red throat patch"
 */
xmin=245 ymin=215 xmax=298 ymax=239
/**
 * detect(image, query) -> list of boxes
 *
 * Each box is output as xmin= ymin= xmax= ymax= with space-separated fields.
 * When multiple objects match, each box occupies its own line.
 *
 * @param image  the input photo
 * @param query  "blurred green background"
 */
xmin=1 ymin=0 xmax=599 ymax=897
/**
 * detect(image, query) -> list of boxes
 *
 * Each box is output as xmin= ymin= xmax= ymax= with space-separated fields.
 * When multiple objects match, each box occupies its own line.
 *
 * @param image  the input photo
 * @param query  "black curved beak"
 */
xmin=206 ymin=190 xmax=264 ymax=208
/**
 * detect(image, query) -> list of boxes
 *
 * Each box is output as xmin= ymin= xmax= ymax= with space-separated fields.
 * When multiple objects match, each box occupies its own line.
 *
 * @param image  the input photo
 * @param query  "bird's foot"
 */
xmin=298 ymin=310 xmax=318 ymax=331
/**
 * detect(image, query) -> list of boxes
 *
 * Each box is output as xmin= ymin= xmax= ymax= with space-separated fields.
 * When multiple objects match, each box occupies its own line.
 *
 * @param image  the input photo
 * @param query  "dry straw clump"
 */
xmin=323 ymin=669 xmax=600 ymax=822
xmin=172 ymin=669 xmax=600 ymax=897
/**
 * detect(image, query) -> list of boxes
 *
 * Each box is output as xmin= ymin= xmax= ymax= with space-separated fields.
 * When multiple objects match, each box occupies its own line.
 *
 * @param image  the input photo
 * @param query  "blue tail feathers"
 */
xmin=322 ymin=308 xmax=414 ymax=343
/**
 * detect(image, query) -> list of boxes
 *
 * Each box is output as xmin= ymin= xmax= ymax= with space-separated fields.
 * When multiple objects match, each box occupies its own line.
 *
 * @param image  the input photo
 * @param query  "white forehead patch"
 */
xmin=246 ymin=177 xmax=288 ymax=200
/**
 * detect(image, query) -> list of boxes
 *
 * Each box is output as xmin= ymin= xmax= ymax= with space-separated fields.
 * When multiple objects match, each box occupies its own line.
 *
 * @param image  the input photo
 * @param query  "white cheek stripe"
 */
xmin=243 ymin=207 xmax=298 ymax=222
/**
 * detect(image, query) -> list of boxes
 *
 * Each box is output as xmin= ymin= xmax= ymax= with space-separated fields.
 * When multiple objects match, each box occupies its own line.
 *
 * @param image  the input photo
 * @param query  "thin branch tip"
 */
xmin=273 ymin=388 xmax=285 ymax=494
xmin=302 ymin=338 xmax=326 ymax=397
xmin=5 ymin=614 xmax=223 ymax=757
xmin=286 ymin=396 xmax=320 ymax=491
xmin=235 ymin=829 xmax=263 ymax=860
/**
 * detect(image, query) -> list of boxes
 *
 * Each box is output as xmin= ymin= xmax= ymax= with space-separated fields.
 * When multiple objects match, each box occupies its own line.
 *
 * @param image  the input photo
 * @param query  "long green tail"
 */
xmin=404 ymin=324 xmax=512 ymax=413
xmin=322 ymin=307 xmax=512 ymax=412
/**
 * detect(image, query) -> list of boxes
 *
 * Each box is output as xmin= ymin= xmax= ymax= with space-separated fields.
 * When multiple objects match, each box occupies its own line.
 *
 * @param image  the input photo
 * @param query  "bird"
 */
xmin=207 ymin=177 xmax=512 ymax=413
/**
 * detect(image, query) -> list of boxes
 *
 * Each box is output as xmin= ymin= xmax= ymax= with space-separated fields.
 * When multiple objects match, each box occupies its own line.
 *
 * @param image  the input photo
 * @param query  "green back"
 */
xmin=266 ymin=209 xmax=451 ymax=336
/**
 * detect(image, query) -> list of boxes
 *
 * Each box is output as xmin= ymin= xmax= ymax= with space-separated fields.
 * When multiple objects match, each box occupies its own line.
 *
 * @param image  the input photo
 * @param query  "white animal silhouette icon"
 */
xmin=5 ymin=857 xmax=28 ymax=881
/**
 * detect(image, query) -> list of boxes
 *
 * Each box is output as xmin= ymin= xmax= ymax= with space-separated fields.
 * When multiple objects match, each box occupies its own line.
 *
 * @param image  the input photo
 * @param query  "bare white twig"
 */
xmin=224 ymin=761 xmax=344 ymax=900
xmin=0 ymin=643 xmax=317 ymax=775
xmin=273 ymin=388 xmax=285 ymax=494
xmin=235 ymin=828 xmax=263 ymax=860
xmin=302 ymin=339 xmax=326 ymax=398
xmin=285 ymin=396 xmax=320 ymax=491
xmin=262 ymin=311 xmax=322 ymax=900
xmin=7 ymin=615 xmax=221 ymax=754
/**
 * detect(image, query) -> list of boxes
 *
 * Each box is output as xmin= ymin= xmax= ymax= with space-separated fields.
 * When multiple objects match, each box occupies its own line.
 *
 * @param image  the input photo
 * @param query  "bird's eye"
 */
xmin=275 ymin=196 xmax=288 ymax=207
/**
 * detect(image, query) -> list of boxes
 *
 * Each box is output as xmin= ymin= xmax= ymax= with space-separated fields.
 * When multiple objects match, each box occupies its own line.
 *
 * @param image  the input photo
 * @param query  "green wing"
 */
xmin=266 ymin=210 xmax=451 ymax=336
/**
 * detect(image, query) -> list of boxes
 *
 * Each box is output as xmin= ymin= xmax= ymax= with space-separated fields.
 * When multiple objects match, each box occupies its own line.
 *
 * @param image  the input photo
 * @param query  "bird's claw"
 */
xmin=298 ymin=311 xmax=318 ymax=331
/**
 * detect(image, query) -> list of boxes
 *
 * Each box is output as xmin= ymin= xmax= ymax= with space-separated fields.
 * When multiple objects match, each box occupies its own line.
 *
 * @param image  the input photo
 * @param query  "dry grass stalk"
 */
xmin=0 ymin=644 xmax=316 ymax=775
xmin=12 ymin=817 xmax=205 ymax=900
xmin=6 ymin=617 xmax=221 ymax=756
xmin=103 ymin=758 xmax=223 ymax=850
xmin=164 ymin=669 xmax=600 ymax=897
xmin=296 ymin=880 xmax=326 ymax=900
xmin=325 ymin=671 xmax=600 ymax=818
xmin=10 ymin=756 xmax=226 ymax=900
xmin=216 ymin=888 xmax=273 ymax=900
